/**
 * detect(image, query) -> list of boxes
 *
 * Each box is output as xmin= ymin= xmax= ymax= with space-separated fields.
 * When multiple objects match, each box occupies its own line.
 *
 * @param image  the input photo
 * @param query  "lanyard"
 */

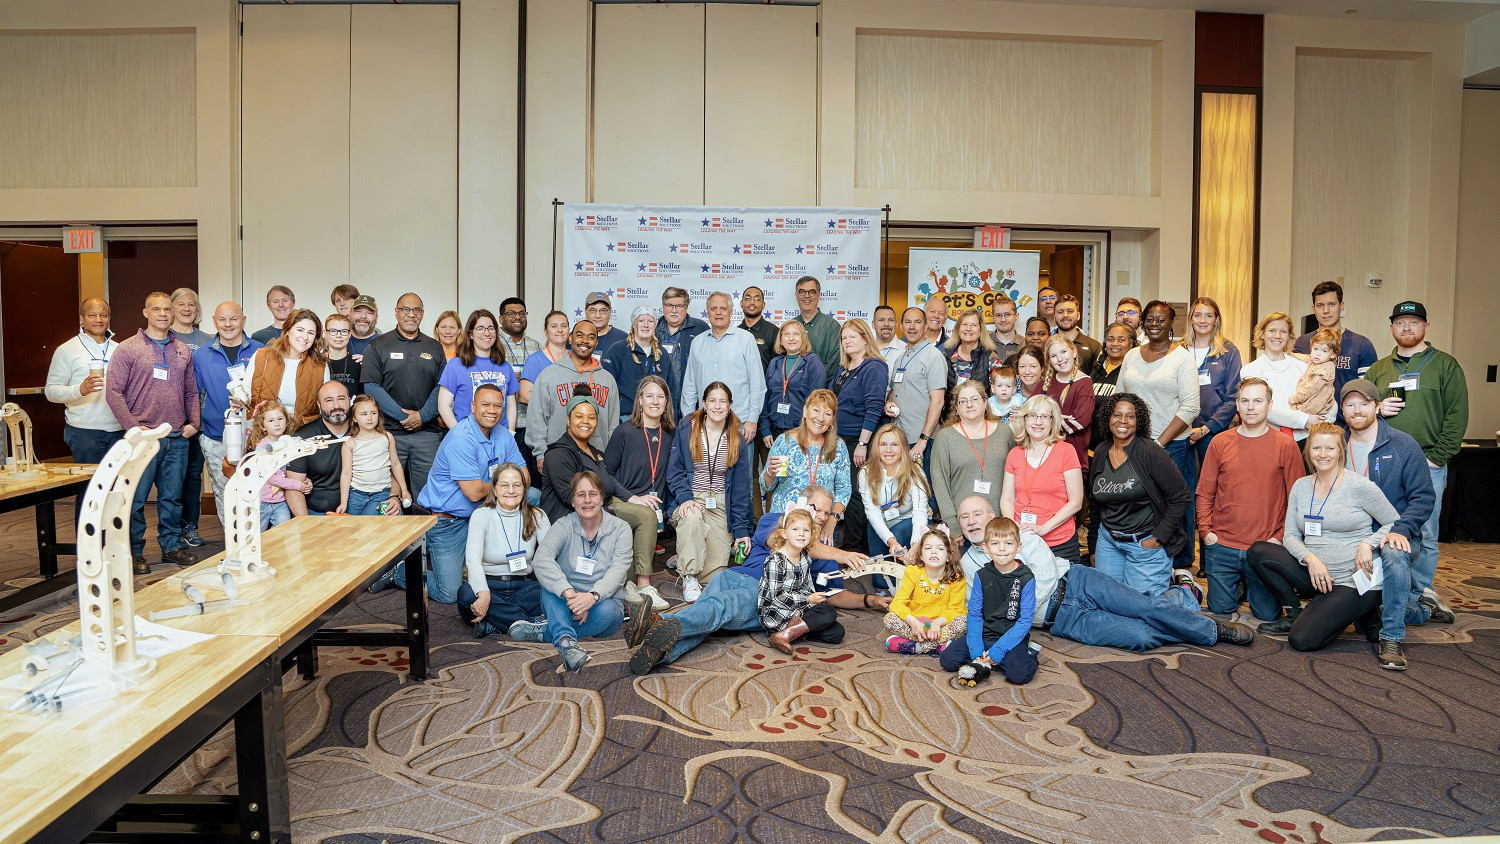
xmin=701 ymin=426 xmax=725 ymax=488
xmin=897 ymin=341 xmax=929 ymax=373
xmin=644 ymin=425 xmax=663 ymax=482
xmin=496 ymin=508 xmax=522 ymax=554
xmin=1350 ymin=446 xmax=1369 ymax=478
xmin=578 ymin=528 xmax=601 ymax=560
xmin=1393 ymin=347 xmax=1436 ymax=378
xmin=780 ymin=355 xmax=802 ymax=397
xmin=960 ymin=420 xmax=991 ymax=473
xmin=1308 ymin=469 xmax=1342 ymax=517
xmin=807 ymin=445 xmax=821 ymax=487
xmin=1018 ymin=444 xmax=1053 ymax=510
xmin=1191 ymin=343 xmax=1210 ymax=371
xmin=150 ymin=337 xmax=170 ymax=369
xmin=80 ymin=331 xmax=112 ymax=363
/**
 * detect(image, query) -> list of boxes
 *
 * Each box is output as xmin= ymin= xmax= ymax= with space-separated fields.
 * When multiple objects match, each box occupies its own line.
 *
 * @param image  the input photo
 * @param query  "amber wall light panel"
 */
xmin=1196 ymin=92 xmax=1257 ymax=355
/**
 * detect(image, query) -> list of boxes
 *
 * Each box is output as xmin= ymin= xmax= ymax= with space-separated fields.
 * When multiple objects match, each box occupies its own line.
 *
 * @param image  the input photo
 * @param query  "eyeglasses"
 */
xmin=471 ymin=325 xmax=497 ymax=333
xmin=1025 ymin=413 xmax=1053 ymax=421
xmin=957 ymin=396 xmax=984 ymax=405
xmin=1116 ymin=309 xmax=1139 ymax=318
xmin=796 ymin=288 xmax=817 ymax=295
xmin=1039 ymin=295 xmax=1058 ymax=303
xmin=325 ymin=328 xmax=351 ymax=337
xmin=396 ymin=306 xmax=424 ymax=315
xmin=502 ymin=309 xmax=527 ymax=317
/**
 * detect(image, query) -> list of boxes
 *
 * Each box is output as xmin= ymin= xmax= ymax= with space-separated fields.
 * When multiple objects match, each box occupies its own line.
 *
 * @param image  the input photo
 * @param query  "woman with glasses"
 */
xmin=439 ymin=309 xmax=519 ymax=431
xmin=1118 ymin=300 xmax=1200 ymax=569
xmin=930 ymin=379 xmax=1016 ymax=533
xmin=1001 ymin=395 xmax=1085 ymax=562
xmin=461 ymin=462 xmax=550 ymax=639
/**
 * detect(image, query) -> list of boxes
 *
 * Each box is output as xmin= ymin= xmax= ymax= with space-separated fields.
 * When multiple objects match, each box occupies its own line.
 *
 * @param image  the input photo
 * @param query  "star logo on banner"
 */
xmin=795 ymin=245 xmax=805 ymax=254
xmin=732 ymin=245 xmax=742 ymax=253
xmin=827 ymin=219 xmax=837 ymax=229
xmin=639 ymin=263 xmax=647 ymax=272
xmin=575 ymin=216 xmax=584 ymax=225
xmin=827 ymin=265 xmax=837 ymax=275
xmin=764 ymin=218 xmax=775 ymax=228
xmin=701 ymin=218 xmax=712 ymax=227
xmin=639 ymin=216 xmax=648 ymax=226
xmin=575 ymin=262 xmax=584 ymax=271
xmin=764 ymin=265 xmax=773 ymax=274
xmin=701 ymin=264 xmax=711 ymax=273
xmin=574 ymin=308 xmax=583 ymax=317
xmin=669 ymin=243 xmax=679 ymax=252
xmin=605 ymin=242 xmax=615 ymax=251
xmin=700 ymin=309 xmax=708 ymax=318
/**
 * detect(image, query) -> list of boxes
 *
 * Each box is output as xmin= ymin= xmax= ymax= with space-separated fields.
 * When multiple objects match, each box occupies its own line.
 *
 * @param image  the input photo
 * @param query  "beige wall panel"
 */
xmin=855 ymin=34 xmax=1151 ymax=197
xmin=592 ymin=3 xmax=705 ymax=206
xmin=1290 ymin=53 xmax=1411 ymax=347
xmin=240 ymin=4 xmax=351 ymax=314
xmin=1453 ymin=90 xmax=1500 ymax=438
xmin=704 ymin=5 xmax=817 ymax=206
xmin=459 ymin=0 xmax=520 ymax=314
xmin=1197 ymin=92 xmax=1257 ymax=354
xmin=0 ymin=33 xmax=195 ymax=189
xmin=350 ymin=4 xmax=459 ymax=316
xmin=524 ymin=0 xmax=589 ymax=309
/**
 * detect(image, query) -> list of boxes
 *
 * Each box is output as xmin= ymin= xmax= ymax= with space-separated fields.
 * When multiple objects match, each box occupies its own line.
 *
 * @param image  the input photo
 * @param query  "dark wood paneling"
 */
xmin=106 ymin=240 xmax=198 ymax=338
xmin=1196 ymin=12 xmax=1263 ymax=89
xmin=1 ymin=241 xmax=81 ymax=460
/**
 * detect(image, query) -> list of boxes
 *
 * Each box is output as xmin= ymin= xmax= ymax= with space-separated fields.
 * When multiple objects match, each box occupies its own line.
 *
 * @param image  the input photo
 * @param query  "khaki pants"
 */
xmin=671 ymin=492 xmax=731 ymax=583
xmin=607 ymin=496 xmax=660 ymax=579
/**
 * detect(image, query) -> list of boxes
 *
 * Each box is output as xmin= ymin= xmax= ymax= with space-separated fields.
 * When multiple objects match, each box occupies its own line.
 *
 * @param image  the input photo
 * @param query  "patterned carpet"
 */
xmin=2 ymin=505 xmax=1498 ymax=843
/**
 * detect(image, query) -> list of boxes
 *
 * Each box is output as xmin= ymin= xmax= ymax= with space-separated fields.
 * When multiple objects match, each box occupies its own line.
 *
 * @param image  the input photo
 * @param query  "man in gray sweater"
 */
xmin=511 ymin=470 xmax=632 ymax=671
xmin=525 ymin=320 xmax=620 ymax=467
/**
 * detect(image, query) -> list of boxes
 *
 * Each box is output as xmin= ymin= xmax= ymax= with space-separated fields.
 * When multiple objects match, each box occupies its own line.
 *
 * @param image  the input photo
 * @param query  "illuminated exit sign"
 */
xmin=62 ymin=226 xmax=102 ymax=253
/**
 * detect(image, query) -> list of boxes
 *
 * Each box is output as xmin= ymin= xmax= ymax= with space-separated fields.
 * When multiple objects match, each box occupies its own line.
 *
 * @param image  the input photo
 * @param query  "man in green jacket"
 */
xmin=792 ymin=275 xmax=842 ymax=368
xmin=1364 ymin=300 xmax=1468 ymax=597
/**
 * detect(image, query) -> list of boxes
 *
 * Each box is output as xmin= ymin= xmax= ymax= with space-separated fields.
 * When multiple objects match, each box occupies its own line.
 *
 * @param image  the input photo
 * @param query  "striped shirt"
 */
xmin=691 ymin=427 xmax=731 ymax=493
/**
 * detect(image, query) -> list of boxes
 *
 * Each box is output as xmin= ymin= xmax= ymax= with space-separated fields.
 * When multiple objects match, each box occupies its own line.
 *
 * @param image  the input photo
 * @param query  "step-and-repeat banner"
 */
xmin=907 ymin=247 xmax=1042 ymax=328
xmin=562 ymin=204 xmax=882 ymax=329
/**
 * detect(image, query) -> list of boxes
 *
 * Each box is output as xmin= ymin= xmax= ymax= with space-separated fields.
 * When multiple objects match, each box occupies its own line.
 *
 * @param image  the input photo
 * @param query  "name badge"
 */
xmin=227 ymin=365 xmax=245 ymax=381
xmin=880 ymin=501 xmax=902 ymax=522
xmin=390 ymin=352 xmax=404 ymax=360
xmin=152 ymin=365 xmax=169 ymax=381
xmin=654 ymin=507 xmax=664 ymax=523
xmin=704 ymin=497 xmax=718 ymax=510
xmin=1019 ymin=511 xmax=1038 ymax=525
xmin=575 ymin=555 xmax=596 ymax=576
xmin=662 ymin=343 xmax=676 ymax=354
xmin=507 ymin=550 xmax=528 ymax=573
xmin=1304 ymin=515 xmax=1323 ymax=537
xmin=893 ymin=372 xmax=905 ymax=383
xmin=973 ymin=480 xmax=992 ymax=495
xmin=1198 ymin=372 xmax=1211 ymax=386
xmin=1401 ymin=375 xmax=1419 ymax=391
xmin=776 ymin=402 xmax=791 ymax=415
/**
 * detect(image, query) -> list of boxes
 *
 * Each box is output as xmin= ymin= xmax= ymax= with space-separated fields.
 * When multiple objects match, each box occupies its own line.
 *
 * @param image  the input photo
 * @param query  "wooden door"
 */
xmin=105 ymin=240 xmax=199 ymax=338
xmin=1 ymin=241 xmax=81 ymax=460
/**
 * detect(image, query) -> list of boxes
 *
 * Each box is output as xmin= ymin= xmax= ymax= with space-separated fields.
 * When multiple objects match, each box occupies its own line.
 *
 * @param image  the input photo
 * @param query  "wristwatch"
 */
xmin=588 ymin=590 xmax=601 ymax=602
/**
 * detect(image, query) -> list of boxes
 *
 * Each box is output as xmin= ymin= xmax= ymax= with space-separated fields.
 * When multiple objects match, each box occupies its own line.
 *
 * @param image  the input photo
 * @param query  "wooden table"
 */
xmin=133 ymin=513 xmax=438 ymax=680
xmin=0 ymin=466 xmax=93 ymax=612
xmin=0 ymin=632 xmax=285 ymax=843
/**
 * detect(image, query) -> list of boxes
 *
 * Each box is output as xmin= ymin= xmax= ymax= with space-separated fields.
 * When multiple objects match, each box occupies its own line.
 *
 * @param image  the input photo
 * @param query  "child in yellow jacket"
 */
xmin=884 ymin=528 xmax=968 ymax=654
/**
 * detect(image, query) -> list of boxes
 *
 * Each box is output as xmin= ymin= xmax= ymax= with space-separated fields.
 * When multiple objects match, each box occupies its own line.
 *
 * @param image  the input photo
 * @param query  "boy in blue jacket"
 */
xmin=1340 ymin=381 xmax=1453 ymax=661
xmin=940 ymin=516 xmax=1039 ymax=686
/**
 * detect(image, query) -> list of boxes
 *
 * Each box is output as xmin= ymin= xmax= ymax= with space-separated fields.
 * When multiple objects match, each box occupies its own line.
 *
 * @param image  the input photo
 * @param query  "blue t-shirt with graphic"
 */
xmin=439 ymin=355 xmax=519 ymax=426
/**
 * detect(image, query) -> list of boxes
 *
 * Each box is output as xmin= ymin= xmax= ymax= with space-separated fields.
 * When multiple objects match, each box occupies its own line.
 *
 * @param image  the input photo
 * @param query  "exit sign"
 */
xmin=63 ymin=226 xmax=102 ymax=253
xmin=973 ymin=225 xmax=1009 ymax=249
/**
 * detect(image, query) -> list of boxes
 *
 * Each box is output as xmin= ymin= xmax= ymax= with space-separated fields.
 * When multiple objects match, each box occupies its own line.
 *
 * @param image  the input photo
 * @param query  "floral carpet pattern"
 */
xmin=2 ymin=512 xmax=1498 ymax=843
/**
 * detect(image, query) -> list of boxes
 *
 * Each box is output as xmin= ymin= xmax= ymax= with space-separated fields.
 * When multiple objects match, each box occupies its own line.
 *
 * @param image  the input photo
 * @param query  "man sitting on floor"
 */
xmin=623 ymin=484 xmax=889 ymax=675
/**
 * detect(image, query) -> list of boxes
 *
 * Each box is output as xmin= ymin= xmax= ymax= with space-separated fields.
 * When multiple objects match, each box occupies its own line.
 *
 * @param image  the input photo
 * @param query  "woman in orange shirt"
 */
xmin=1000 ymin=394 xmax=1085 ymax=562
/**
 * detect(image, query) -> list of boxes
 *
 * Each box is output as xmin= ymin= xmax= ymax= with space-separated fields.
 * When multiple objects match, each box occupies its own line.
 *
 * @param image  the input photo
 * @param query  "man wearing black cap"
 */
xmin=583 ymin=292 xmax=628 ymax=355
xmin=1364 ymin=300 xmax=1469 ymax=605
xmin=348 ymin=294 xmax=382 ymax=362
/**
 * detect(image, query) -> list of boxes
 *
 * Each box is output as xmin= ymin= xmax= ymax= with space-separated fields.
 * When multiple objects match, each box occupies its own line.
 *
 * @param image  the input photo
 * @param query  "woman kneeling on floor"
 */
xmin=1247 ymin=423 xmax=1406 ymax=669
xmin=512 ymin=470 xmax=632 ymax=672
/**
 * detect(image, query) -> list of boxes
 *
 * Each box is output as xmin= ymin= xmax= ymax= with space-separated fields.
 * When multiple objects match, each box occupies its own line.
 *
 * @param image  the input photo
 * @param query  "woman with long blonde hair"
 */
xmin=827 ymin=318 xmax=889 ymax=550
xmin=943 ymin=307 xmax=998 ymax=393
xmin=765 ymin=388 xmax=851 ymax=542
xmin=1001 ymin=394 xmax=1085 ymax=562
xmin=858 ymin=423 xmax=931 ymax=561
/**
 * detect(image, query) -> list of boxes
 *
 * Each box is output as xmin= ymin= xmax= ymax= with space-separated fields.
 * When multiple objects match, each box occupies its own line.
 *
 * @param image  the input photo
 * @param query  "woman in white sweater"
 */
xmin=1239 ymin=311 xmax=1331 ymax=442
xmin=461 ymin=462 xmax=551 ymax=638
xmin=1117 ymin=300 xmax=1200 ymax=568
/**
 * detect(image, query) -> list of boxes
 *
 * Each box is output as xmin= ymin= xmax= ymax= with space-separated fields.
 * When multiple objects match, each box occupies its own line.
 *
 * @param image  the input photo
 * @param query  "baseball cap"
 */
xmin=1389 ymin=301 xmax=1426 ymax=322
xmin=351 ymin=295 xmax=377 ymax=312
xmin=584 ymin=291 xmax=612 ymax=307
xmin=1340 ymin=378 xmax=1379 ymax=403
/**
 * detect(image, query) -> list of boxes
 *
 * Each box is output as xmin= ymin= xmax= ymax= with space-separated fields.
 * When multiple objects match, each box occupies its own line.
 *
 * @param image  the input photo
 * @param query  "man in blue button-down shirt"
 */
xmin=387 ymin=384 xmax=525 ymax=603
xmin=680 ymin=291 xmax=767 ymax=442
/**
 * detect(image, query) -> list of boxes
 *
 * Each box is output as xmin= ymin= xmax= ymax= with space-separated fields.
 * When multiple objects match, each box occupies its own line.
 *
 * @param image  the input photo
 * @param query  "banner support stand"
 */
xmin=881 ymin=204 xmax=892 ymax=307
xmin=549 ymin=198 xmax=563 ymax=307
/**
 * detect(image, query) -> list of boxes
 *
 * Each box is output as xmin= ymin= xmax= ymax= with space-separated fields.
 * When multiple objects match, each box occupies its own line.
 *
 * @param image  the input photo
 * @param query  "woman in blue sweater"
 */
xmin=1180 ymin=297 xmax=1242 ymax=466
xmin=666 ymin=381 xmax=752 ymax=602
xmin=759 ymin=320 xmax=826 ymax=448
xmin=827 ymin=319 xmax=889 ymax=551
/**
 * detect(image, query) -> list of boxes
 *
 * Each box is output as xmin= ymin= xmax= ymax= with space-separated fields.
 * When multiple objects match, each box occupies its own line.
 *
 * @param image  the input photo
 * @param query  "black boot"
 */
xmin=1256 ymin=605 xmax=1301 ymax=635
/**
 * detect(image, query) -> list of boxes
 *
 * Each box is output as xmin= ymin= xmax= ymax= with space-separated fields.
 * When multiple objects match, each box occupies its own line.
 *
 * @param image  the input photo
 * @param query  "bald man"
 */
xmin=46 ymin=297 xmax=126 ymax=471
xmin=193 ymin=301 xmax=265 ymax=525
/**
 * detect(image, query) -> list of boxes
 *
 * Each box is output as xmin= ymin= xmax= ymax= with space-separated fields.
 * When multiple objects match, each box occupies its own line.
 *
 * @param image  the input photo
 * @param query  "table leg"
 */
xmin=35 ymin=499 xmax=59 ymax=578
xmin=405 ymin=542 xmax=429 ymax=681
xmin=235 ymin=657 xmax=292 ymax=843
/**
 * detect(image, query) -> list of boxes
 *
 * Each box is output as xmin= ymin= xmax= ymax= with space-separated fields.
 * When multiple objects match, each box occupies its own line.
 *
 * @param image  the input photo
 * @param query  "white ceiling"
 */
xmin=995 ymin=0 xmax=1500 ymax=25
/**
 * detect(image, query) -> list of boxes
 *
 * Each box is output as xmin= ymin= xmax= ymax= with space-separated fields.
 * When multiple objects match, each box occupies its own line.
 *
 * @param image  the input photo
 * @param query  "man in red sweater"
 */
xmin=1196 ymin=377 xmax=1304 ymax=619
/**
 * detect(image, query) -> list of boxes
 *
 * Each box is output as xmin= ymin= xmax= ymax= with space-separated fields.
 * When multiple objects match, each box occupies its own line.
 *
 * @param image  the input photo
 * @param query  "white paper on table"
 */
xmin=131 ymin=616 xmax=216 ymax=659
xmin=1353 ymin=559 xmax=1384 ymax=595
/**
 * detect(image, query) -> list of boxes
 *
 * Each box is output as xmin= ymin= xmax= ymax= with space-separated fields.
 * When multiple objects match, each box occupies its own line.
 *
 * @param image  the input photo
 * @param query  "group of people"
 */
xmin=46 ymin=273 xmax=1469 ymax=678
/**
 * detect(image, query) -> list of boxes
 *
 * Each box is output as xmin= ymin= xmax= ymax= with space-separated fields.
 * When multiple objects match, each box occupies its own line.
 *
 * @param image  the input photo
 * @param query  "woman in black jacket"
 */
xmin=1087 ymin=392 xmax=1194 ymax=602
xmin=603 ymin=375 xmax=677 ymax=607
xmin=540 ymin=392 xmax=635 ymax=526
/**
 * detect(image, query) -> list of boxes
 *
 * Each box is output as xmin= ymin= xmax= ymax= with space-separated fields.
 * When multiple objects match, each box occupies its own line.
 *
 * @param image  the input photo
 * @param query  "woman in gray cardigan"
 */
xmin=929 ymin=379 xmax=1015 ymax=534
xmin=1247 ymin=424 xmax=1403 ymax=669
xmin=509 ymin=470 xmax=634 ymax=672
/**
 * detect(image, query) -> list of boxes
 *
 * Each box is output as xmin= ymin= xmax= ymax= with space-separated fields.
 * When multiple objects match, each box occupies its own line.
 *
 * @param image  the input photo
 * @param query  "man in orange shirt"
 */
xmin=1196 ymin=377 xmax=1305 ymax=619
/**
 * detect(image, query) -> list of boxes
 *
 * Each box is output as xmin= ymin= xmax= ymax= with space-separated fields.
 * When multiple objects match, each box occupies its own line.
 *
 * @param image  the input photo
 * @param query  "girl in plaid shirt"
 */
xmin=758 ymin=508 xmax=845 ymax=654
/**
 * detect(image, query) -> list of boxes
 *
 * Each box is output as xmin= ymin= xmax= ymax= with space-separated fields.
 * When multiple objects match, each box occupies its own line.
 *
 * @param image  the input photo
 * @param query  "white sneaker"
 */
xmin=638 ymin=583 xmax=669 ymax=610
xmin=681 ymin=575 xmax=702 ymax=603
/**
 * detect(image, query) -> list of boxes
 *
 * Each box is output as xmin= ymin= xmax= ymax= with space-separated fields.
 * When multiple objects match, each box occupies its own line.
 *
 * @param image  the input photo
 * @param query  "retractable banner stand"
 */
xmin=907 ymin=247 xmax=1042 ymax=328
xmin=562 ymin=204 xmax=883 ymax=327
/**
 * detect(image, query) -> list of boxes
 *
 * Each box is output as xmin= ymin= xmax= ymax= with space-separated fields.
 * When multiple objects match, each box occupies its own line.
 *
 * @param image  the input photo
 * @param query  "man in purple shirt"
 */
xmin=105 ymin=291 xmax=201 ymax=575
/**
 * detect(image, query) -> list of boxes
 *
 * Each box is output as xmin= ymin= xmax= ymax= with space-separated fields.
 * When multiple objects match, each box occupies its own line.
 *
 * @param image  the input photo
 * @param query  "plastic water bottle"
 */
xmin=224 ymin=407 xmax=245 ymax=463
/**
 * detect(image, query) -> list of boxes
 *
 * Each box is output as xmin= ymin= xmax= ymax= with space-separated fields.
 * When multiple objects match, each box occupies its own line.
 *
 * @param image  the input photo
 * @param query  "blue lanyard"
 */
xmin=1308 ymin=470 xmax=1342 ymax=517
xmin=897 ymin=341 xmax=929 ymax=373
xmin=80 ymin=331 xmax=112 ymax=363
xmin=578 ymin=529 xmax=601 ymax=560
xmin=496 ymin=508 xmax=522 ymax=553
xmin=150 ymin=337 xmax=170 ymax=369
xmin=1393 ymin=347 xmax=1436 ymax=378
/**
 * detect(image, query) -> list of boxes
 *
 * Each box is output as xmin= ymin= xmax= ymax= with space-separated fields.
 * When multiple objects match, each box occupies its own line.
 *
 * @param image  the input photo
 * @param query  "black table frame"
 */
xmin=0 ymin=476 xmax=89 ymax=613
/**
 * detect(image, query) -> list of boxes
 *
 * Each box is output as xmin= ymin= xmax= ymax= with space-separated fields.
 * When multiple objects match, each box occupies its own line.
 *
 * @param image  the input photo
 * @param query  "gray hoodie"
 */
xmin=529 ymin=510 xmax=633 ymax=605
xmin=525 ymin=356 xmax=620 ymax=456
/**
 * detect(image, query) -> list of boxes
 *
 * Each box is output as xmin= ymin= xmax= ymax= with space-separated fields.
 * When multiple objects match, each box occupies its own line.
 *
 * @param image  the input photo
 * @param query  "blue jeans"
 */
xmin=260 ymin=499 xmax=292 ymax=530
xmin=938 ymin=632 xmax=1037 ymax=683
xmin=397 ymin=514 xmax=468 ymax=603
xmin=1048 ymin=566 xmax=1216 ymax=651
xmin=457 ymin=576 xmax=544 ymax=629
xmin=182 ymin=434 xmax=203 ymax=531
xmin=1378 ymin=544 xmax=1431 ymax=642
xmin=1202 ymin=542 xmax=1279 ymax=619
xmin=1412 ymin=464 xmax=1446 ymax=595
xmin=1164 ymin=438 xmax=1197 ymax=568
xmin=62 ymin=424 xmax=123 ymax=517
xmin=541 ymin=589 xmax=623 ymax=647
xmin=1094 ymin=531 xmax=1186 ymax=605
xmin=662 ymin=568 xmax=762 ymax=663
xmin=130 ymin=434 xmax=188 ymax=556
xmin=347 ymin=486 xmax=390 ymax=516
